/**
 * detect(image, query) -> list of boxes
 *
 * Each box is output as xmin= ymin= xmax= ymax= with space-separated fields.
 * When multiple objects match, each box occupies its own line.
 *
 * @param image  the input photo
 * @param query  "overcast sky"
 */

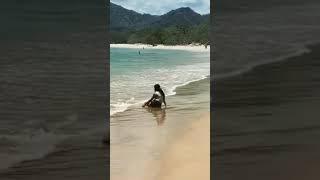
xmin=111 ymin=0 xmax=210 ymax=15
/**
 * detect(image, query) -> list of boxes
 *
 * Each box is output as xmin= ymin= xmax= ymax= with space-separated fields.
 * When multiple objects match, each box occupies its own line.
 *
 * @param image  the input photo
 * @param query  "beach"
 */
xmin=156 ymin=113 xmax=210 ymax=180
xmin=111 ymin=43 xmax=210 ymax=52
xmin=110 ymin=44 xmax=210 ymax=179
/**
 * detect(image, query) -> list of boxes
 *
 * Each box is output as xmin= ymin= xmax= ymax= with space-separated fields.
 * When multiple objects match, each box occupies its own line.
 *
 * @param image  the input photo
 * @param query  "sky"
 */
xmin=110 ymin=0 xmax=210 ymax=15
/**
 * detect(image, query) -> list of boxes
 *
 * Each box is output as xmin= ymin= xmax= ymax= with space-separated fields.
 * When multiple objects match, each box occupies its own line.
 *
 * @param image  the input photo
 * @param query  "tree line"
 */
xmin=110 ymin=22 xmax=209 ymax=45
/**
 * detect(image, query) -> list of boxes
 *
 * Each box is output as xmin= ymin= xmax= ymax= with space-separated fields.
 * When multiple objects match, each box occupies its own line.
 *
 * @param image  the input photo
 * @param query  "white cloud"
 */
xmin=111 ymin=0 xmax=210 ymax=15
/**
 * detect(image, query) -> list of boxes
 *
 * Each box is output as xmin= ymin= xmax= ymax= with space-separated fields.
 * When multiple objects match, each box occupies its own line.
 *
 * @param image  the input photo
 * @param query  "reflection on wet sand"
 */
xmin=146 ymin=108 xmax=166 ymax=126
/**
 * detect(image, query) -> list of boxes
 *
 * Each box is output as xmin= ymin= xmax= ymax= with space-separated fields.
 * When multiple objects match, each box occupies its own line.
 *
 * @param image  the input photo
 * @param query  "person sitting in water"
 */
xmin=142 ymin=84 xmax=167 ymax=108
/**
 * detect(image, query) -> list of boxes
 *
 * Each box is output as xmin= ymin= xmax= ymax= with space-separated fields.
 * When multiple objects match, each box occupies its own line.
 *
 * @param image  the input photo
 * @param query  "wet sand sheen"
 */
xmin=112 ymin=112 xmax=210 ymax=180
xmin=156 ymin=113 xmax=210 ymax=180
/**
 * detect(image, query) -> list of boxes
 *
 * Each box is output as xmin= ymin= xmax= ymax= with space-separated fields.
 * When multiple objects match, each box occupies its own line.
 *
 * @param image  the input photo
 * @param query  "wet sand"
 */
xmin=213 ymin=44 xmax=320 ymax=180
xmin=157 ymin=113 xmax=210 ymax=180
xmin=111 ymin=78 xmax=210 ymax=180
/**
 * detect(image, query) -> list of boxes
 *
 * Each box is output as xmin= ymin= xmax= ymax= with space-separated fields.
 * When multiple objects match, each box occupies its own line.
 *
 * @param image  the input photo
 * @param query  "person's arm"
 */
xmin=163 ymin=96 xmax=167 ymax=108
xmin=142 ymin=95 xmax=154 ymax=107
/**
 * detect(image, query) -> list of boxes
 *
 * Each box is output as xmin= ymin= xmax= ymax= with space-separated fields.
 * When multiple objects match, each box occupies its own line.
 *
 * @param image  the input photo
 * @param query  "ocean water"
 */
xmin=213 ymin=1 xmax=320 ymax=179
xmin=213 ymin=2 xmax=320 ymax=79
xmin=110 ymin=47 xmax=210 ymax=115
xmin=0 ymin=1 xmax=107 ymax=179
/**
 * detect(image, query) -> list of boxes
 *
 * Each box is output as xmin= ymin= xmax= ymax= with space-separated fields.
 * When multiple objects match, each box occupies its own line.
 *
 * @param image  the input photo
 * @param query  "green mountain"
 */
xmin=153 ymin=7 xmax=204 ymax=27
xmin=109 ymin=3 xmax=209 ymax=45
xmin=110 ymin=3 xmax=159 ymax=31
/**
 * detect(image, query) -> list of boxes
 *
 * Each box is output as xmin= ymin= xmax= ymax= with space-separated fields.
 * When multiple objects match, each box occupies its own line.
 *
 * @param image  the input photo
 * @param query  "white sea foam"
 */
xmin=0 ymin=129 xmax=67 ymax=170
xmin=0 ymin=112 xmax=95 ymax=171
xmin=214 ymin=44 xmax=312 ymax=80
xmin=110 ymin=63 xmax=210 ymax=116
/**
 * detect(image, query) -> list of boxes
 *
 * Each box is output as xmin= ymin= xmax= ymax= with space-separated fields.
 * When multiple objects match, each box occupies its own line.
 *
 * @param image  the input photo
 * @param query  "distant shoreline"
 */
xmin=110 ymin=44 xmax=210 ymax=52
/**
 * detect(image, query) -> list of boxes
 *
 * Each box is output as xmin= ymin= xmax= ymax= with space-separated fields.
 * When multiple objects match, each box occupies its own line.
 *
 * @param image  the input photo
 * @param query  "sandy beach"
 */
xmin=111 ymin=43 xmax=210 ymax=52
xmin=156 ymin=113 xmax=210 ymax=180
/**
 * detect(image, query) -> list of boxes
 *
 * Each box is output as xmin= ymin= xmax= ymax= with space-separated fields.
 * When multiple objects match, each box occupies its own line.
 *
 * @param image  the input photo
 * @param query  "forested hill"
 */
xmin=110 ymin=3 xmax=209 ymax=45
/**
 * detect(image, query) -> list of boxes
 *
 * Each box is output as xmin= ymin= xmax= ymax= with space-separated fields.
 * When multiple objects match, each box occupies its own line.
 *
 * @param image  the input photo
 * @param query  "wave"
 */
xmin=167 ymin=74 xmax=209 ymax=96
xmin=0 ymin=128 xmax=68 ymax=171
xmin=110 ymin=62 xmax=210 ymax=117
xmin=214 ymin=41 xmax=320 ymax=81
xmin=0 ymin=111 xmax=105 ymax=171
xmin=110 ymin=76 xmax=209 ymax=117
xmin=110 ymin=97 xmax=141 ymax=116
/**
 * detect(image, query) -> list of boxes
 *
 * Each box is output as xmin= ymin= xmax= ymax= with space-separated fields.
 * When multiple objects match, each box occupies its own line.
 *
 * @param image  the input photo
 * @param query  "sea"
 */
xmin=110 ymin=47 xmax=210 ymax=116
xmin=0 ymin=1 xmax=108 ymax=179
xmin=213 ymin=2 xmax=320 ymax=79
xmin=213 ymin=1 xmax=320 ymax=179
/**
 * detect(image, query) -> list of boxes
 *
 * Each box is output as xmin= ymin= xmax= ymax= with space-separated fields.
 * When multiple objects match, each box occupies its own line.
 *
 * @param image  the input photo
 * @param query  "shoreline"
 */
xmin=110 ymin=43 xmax=210 ymax=52
xmin=111 ymin=70 xmax=210 ymax=180
xmin=215 ymin=44 xmax=312 ymax=80
xmin=214 ymin=43 xmax=320 ymax=179
xmin=111 ymin=76 xmax=210 ymax=117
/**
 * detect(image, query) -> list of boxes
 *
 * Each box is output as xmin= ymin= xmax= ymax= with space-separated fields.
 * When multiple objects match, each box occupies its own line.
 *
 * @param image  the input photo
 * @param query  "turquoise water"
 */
xmin=110 ymin=47 xmax=210 ymax=115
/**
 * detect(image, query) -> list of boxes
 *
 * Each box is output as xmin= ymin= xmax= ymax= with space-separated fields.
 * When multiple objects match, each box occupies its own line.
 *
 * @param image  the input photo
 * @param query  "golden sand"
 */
xmin=156 ymin=113 xmax=210 ymax=180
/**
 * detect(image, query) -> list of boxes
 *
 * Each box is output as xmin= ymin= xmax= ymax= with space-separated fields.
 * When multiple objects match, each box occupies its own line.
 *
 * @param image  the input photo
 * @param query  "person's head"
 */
xmin=154 ymin=84 xmax=166 ymax=101
xmin=154 ymin=84 xmax=161 ymax=91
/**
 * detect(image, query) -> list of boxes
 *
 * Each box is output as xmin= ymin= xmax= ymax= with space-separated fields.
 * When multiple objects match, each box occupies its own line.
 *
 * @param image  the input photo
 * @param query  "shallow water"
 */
xmin=110 ymin=48 xmax=210 ymax=115
xmin=0 ymin=1 xmax=108 ymax=179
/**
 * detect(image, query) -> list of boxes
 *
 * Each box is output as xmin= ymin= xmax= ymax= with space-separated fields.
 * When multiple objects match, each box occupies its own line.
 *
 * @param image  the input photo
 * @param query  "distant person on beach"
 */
xmin=142 ymin=84 xmax=167 ymax=108
xmin=139 ymin=51 xmax=141 ymax=55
